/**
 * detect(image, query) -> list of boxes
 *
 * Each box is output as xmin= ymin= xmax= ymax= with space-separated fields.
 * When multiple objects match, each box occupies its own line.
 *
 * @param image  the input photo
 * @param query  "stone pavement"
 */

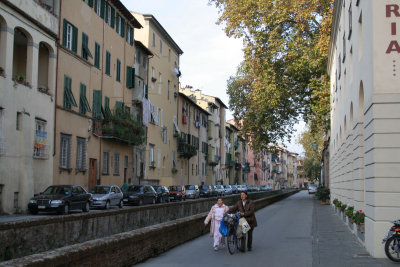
xmin=312 ymin=199 xmax=396 ymax=267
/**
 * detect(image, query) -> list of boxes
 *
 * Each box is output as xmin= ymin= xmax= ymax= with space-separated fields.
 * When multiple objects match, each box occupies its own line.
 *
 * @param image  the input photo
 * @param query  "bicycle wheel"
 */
xmin=227 ymin=228 xmax=237 ymax=255
xmin=237 ymin=234 xmax=246 ymax=252
xmin=385 ymin=235 xmax=400 ymax=262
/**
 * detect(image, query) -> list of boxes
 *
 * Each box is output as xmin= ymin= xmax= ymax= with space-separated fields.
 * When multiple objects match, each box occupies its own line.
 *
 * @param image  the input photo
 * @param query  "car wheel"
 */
xmin=30 ymin=209 xmax=38 ymax=215
xmin=119 ymin=200 xmax=123 ymax=208
xmin=105 ymin=201 xmax=110 ymax=210
xmin=83 ymin=201 xmax=90 ymax=212
xmin=152 ymin=197 xmax=156 ymax=205
xmin=63 ymin=203 xmax=69 ymax=215
xmin=139 ymin=199 xmax=143 ymax=206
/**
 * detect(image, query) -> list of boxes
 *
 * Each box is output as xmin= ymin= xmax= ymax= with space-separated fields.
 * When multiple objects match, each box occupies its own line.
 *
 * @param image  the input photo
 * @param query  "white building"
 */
xmin=0 ymin=0 xmax=59 ymax=213
xmin=328 ymin=0 xmax=400 ymax=257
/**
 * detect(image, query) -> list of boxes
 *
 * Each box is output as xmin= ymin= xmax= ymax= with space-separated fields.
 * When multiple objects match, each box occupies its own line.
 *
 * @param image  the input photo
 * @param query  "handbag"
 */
xmin=219 ymin=220 xmax=229 ymax=237
xmin=238 ymin=217 xmax=251 ymax=234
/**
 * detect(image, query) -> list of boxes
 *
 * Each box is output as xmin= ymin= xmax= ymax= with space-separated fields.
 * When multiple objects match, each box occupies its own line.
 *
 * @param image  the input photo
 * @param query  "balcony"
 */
xmin=178 ymin=137 xmax=197 ymax=159
xmin=207 ymin=121 xmax=214 ymax=140
xmin=244 ymin=162 xmax=250 ymax=173
xmin=33 ymin=143 xmax=50 ymax=159
xmin=208 ymin=154 xmax=220 ymax=166
xmin=225 ymin=153 xmax=235 ymax=167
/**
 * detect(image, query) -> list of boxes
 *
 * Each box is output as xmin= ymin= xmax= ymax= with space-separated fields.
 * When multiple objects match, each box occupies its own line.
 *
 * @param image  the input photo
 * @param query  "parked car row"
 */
xmin=27 ymin=183 xmax=276 ymax=215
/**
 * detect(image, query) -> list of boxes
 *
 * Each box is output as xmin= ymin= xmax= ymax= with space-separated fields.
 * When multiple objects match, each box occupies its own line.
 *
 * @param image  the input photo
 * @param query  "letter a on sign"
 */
xmin=386 ymin=41 xmax=400 ymax=54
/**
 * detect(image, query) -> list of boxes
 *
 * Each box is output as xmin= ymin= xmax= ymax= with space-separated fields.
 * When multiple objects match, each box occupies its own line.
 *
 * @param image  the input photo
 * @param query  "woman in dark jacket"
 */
xmin=228 ymin=191 xmax=257 ymax=252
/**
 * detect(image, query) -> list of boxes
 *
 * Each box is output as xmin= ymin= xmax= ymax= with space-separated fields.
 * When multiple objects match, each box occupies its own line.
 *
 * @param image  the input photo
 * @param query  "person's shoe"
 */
xmin=248 ymin=247 xmax=252 ymax=251
xmin=214 ymin=246 xmax=218 ymax=251
xmin=239 ymin=248 xmax=245 ymax=253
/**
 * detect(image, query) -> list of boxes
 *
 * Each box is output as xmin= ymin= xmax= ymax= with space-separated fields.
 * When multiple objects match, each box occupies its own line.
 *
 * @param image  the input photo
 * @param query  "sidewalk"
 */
xmin=312 ymin=199 xmax=396 ymax=267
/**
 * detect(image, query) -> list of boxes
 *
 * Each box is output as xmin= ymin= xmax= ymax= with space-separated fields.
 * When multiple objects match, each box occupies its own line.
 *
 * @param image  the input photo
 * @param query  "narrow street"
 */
xmin=137 ymin=191 xmax=396 ymax=267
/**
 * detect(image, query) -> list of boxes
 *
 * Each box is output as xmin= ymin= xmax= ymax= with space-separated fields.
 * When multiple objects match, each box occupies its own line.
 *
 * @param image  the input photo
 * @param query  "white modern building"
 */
xmin=328 ymin=0 xmax=400 ymax=257
xmin=0 ymin=0 xmax=59 ymax=213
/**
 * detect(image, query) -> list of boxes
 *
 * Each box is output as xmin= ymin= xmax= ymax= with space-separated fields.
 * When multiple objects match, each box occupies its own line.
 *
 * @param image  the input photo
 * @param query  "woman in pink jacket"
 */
xmin=204 ymin=197 xmax=229 ymax=251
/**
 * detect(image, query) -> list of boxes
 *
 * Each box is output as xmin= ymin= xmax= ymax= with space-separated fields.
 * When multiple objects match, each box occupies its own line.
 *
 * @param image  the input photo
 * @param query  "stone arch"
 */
xmin=350 ymin=102 xmax=354 ymax=130
xmin=0 ymin=15 xmax=7 ymax=69
xmin=358 ymin=81 xmax=364 ymax=122
xmin=37 ymin=41 xmax=53 ymax=92
xmin=12 ymin=27 xmax=33 ymax=79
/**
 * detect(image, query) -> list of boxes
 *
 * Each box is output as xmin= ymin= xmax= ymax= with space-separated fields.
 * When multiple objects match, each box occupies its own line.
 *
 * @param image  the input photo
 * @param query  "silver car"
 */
xmin=184 ymin=185 xmax=200 ymax=199
xmin=216 ymin=185 xmax=225 ymax=196
xmin=224 ymin=185 xmax=233 ymax=195
xmin=90 ymin=185 xmax=124 ymax=209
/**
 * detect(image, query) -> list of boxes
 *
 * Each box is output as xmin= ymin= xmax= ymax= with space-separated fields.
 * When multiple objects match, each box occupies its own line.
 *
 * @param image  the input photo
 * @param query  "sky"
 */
xmin=122 ymin=0 xmax=305 ymax=155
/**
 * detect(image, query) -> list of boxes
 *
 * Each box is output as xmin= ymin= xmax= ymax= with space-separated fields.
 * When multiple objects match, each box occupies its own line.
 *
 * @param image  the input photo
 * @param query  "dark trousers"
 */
xmin=239 ymin=228 xmax=254 ymax=251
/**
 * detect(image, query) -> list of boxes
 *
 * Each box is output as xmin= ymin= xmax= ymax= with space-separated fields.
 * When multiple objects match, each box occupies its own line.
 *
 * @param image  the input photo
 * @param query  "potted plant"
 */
xmin=17 ymin=73 xmax=25 ymax=83
xmin=150 ymin=161 xmax=156 ymax=168
xmin=345 ymin=206 xmax=354 ymax=219
xmin=173 ymin=132 xmax=179 ymax=138
xmin=38 ymin=85 xmax=49 ymax=94
xmin=315 ymin=186 xmax=330 ymax=205
xmin=0 ymin=67 xmax=4 ymax=76
xmin=354 ymin=210 xmax=365 ymax=233
xmin=171 ymin=168 xmax=178 ymax=174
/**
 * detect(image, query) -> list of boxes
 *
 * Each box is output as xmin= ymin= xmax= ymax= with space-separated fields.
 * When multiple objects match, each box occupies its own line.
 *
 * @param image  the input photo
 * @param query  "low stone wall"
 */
xmin=1 ymin=190 xmax=297 ymax=266
xmin=0 ymin=190 xmax=282 ymax=262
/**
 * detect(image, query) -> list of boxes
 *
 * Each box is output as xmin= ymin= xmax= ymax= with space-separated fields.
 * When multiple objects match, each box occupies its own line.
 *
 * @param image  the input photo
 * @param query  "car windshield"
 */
xmin=127 ymin=186 xmax=143 ymax=192
xmin=90 ymin=186 xmax=110 ymax=194
xmin=43 ymin=186 xmax=71 ymax=195
xmin=185 ymin=185 xmax=195 ymax=190
xmin=309 ymin=185 xmax=317 ymax=188
xmin=217 ymin=185 xmax=223 ymax=189
xmin=154 ymin=187 xmax=162 ymax=193
xmin=200 ymin=185 xmax=209 ymax=190
xmin=169 ymin=186 xmax=181 ymax=191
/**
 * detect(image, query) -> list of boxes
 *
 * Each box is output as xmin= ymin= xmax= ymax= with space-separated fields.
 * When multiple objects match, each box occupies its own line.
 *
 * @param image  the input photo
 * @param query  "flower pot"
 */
xmin=320 ymin=200 xmax=328 ymax=205
xmin=358 ymin=223 xmax=365 ymax=233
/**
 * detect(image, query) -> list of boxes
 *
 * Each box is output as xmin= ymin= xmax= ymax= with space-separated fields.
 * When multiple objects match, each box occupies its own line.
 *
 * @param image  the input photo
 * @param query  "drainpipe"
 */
xmin=53 ymin=0 xmax=62 ymax=159
xmin=98 ymin=9 xmax=106 ymax=186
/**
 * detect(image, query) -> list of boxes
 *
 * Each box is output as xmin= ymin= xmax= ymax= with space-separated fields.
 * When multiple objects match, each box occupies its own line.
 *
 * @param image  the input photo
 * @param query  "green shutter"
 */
xmin=130 ymin=28 xmax=134 ymax=45
xmin=94 ymin=0 xmax=97 ymax=12
xmin=120 ymin=18 xmax=125 ymax=37
xmin=105 ymin=96 xmax=111 ymax=118
xmin=89 ymin=0 xmax=93 ymax=7
xmin=93 ymin=90 xmax=102 ymax=119
xmin=116 ymin=101 xmax=123 ymax=109
xmin=62 ymin=19 xmax=67 ymax=47
xmin=105 ymin=51 xmax=110 ymax=75
xmin=116 ymin=14 xmax=120 ymax=33
xmin=145 ymin=84 xmax=148 ymax=99
xmin=100 ymin=0 xmax=105 ymax=18
xmin=64 ymin=75 xmax=77 ymax=109
xmin=80 ymin=83 xmax=91 ymax=113
xmin=72 ymin=26 xmax=78 ymax=53
xmin=104 ymin=3 xmax=108 ymax=22
xmin=126 ymin=66 xmax=133 ymax=88
xmin=132 ymin=68 xmax=135 ymax=88
xmin=126 ymin=25 xmax=130 ymax=42
xmin=111 ymin=7 xmax=115 ymax=28
xmin=116 ymin=59 xmax=121 ymax=82
xmin=94 ymin=42 xmax=100 ymax=69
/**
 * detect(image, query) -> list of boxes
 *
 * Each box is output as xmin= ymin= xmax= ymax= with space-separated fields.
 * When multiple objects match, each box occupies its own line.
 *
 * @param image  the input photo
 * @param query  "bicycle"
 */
xmin=223 ymin=213 xmax=245 ymax=254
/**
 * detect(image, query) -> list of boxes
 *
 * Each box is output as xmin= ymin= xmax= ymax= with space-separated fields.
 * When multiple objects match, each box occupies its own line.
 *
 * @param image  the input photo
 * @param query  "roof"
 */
xmin=142 ymin=14 xmax=184 ymax=55
xmin=135 ymin=40 xmax=153 ymax=56
xmin=110 ymin=0 xmax=142 ymax=29
xmin=179 ymin=93 xmax=210 ymax=115
xmin=201 ymin=93 xmax=228 ymax=109
xmin=327 ymin=0 xmax=343 ymax=73
xmin=227 ymin=122 xmax=240 ymax=132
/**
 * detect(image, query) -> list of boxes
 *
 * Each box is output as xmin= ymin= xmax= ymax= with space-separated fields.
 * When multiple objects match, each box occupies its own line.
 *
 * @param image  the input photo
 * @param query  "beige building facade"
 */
xmin=0 ymin=0 xmax=59 ymax=213
xmin=133 ymin=13 xmax=183 ymax=186
xmin=328 ymin=0 xmax=400 ymax=257
xmin=54 ymin=0 xmax=142 ymax=190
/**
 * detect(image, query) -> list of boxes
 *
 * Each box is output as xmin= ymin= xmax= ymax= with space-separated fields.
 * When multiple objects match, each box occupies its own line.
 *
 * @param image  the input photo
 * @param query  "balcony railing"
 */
xmin=178 ymin=137 xmax=197 ymax=159
xmin=225 ymin=153 xmax=235 ymax=167
xmin=33 ymin=143 xmax=50 ymax=159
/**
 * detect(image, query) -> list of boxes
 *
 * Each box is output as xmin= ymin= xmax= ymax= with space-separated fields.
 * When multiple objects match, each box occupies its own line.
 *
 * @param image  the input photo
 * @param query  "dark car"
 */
xmin=216 ymin=185 xmax=225 ymax=196
xmin=168 ymin=185 xmax=185 ymax=201
xmin=210 ymin=185 xmax=218 ymax=197
xmin=153 ymin=185 xmax=170 ymax=203
xmin=231 ymin=185 xmax=238 ymax=194
xmin=123 ymin=185 xmax=157 ymax=205
xmin=89 ymin=185 xmax=124 ymax=209
xmin=199 ymin=185 xmax=212 ymax=198
xmin=28 ymin=185 xmax=92 ymax=215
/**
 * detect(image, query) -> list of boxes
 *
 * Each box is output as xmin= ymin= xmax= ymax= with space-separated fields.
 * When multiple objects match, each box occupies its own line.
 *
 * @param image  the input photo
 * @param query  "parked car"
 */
xmin=168 ymin=185 xmax=185 ymax=201
xmin=224 ymin=185 xmax=233 ymax=195
xmin=261 ymin=185 xmax=272 ymax=191
xmin=123 ymin=185 xmax=157 ymax=205
xmin=153 ymin=185 xmax=170 ymax=203
xmin=210 ymin=185 xmax=218 ymax=197
xmin=28 ymin=185 xmax=92 ymax=215
xmin=184 ymin=185 xmax=200 ymax=199
xmin=231 ymin=185 xmax=238 ymax=194
xmin=308 ymin=184 xmax=317 ymax=194
xmin=216 ymin=185 xmax=225 ymax=196
xmin=199 ymin=185 xmax=212 ymax=198
xmin=237 ymin=184 xmax=247 ymax=192
xmin=89 ymin=185 xmax=123 ymax=209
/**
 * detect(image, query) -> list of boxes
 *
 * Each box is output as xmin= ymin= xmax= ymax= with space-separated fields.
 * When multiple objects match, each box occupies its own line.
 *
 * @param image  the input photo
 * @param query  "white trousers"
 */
xmin=213 ymin=219 xmax=223 ymax=247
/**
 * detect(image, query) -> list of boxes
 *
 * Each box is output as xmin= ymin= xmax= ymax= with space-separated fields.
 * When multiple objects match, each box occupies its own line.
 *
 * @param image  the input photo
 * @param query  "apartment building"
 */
xmin=287 ymin=152 xmax=298 ymax=187
xmin=133 ymin=13 xmax=183 ymax=186
xmin=54 ymin=0 xmax=142 ymax=189
xmin=0 ymin=0 xmax=59 ymax=213
xmin=176 ymin=93 xmax=209 ymax=185
xmin=328 ymin=0 xmax=400 ymax=257
xmin=180 ymin=87 xmax=228 ymax=185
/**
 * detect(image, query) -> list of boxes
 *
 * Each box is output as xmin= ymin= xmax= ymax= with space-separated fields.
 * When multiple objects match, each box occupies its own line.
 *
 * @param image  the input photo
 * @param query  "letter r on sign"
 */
xmin=387 ymin=5 xmax=400 ymax=17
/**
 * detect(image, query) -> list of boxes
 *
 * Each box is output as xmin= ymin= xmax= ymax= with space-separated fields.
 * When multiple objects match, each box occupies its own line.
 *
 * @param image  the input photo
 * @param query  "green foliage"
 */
xmin=353 ymin=210 xmax=365 ymax=225
xmin=209 ymin=0 xmax=333 ymax=151
xmin=345 ymin=206 xmax=354 ymax=218
xmin=177 ymin=137 xmax=197 ymax=159
xmin=102 ymin=105 xmax=145 ymax=145
xmin=340 ymin=204 xmax=347 ymax=212
xmin=334 ymin=200 xmax=342 ymax=208
xmin=315 ymin=186 xmax=330 ymax=201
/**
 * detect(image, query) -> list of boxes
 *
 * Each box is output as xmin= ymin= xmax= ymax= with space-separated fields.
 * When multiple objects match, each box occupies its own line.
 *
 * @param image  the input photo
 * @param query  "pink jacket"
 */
xmin=204 ymin=204 xmax=229 ymax=236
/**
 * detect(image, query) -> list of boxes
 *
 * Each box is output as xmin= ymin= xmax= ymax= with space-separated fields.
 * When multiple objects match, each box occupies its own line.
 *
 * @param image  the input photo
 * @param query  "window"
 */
xmin=116 ymin=59 xmax=121 ymax=82
xmin=62 ymin=20 xmax=77 ymax=53
xmin=79 ymin=83 xmax=91 ymax=114
xmin=104 ymin=96 xmax=111 ymax=118
xmin=168 ymin=49 xmax=171 ymax=62
xmin=102 ymin=152 xmax=109 ymax=174
xmin=149 ymin=144 xmax=155 ymax=166
xmin=33 ymin=119 xmax=48 ymax=159
xmin=342 ymin=33 xmax=346 ymax=62
xmin=142 ymin=54 xmax=147 ymax=68
xmin=114 ymin=153 xmax=120 ymax=175
xmin=126 ymin=25 xmax=133 ymax=45
xmin=116 ymin=14 xmax=125 ymax=37
xmin=76 ymin=137 xmax=86 ymax=170
xmin=105 ymin=51 xmax=111 ymax=75
xmin=105 ymin=3 xmax=115 ymax=28
xmin=126 ymin=66 xmax=134 ymax=88
xmin=163 ymin=127 xmax=167 ymax=144
xmin=95 ymin=0 xmax=101 ymax=16
xmin=60 ymin=134 xmax=71 ymax=169
xmin=94 ymin=42 xmax=100 ymax=69
xmin=152 ymin=32 xmax=156 ymax=47
xmin=16 ymin=112 xmax=22 ymax=131
xmin=159 ymin=39 xmax=162 ymax=54
xmin=348 ymin=3 xmax=352 ymax=39
xmin=63 ymin=75 xmax=77 ymax=109
xmin=158 ymin=73 xmax=162 ymax=94
xmin=124 ymin=155 xmax=128 ymax=169
xmin=92 ymin=90 xmax=102 ymax=119
xmin=81 ymin=33 xmax=92 ymax=60
xmin=0 ymin=108 xmax=4 ymax=156
xmin=167 ymin=80 xmax=170 ymax=100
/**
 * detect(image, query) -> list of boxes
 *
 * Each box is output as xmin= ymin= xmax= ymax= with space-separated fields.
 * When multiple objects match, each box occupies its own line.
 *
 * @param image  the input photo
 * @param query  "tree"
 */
xmin=209 ymin=0 xmax=333 ymax=152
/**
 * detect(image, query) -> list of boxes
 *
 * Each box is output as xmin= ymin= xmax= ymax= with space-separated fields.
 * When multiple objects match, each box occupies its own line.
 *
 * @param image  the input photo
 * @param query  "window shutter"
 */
xmin=62 ymin=19 xmax=67 ymax=47
xmin=72 ymin=26 xmax=78 ymax=53
xmin=105 ymin=51 xmax=110 ymax=75
xmin=116 ymin=14 xmax=120 ymax=33
xmin=111 ymin=7 xmax=115 ymax=28
xmin=145 ymin=84 xmax=148 ymax=99
xmin=67 ymin=136 xmax=71 ymax=168
xmin=121 ymin=18 xmax=125 ymax=37
xmin=160 ymin=109 xmax=163 ymax=128
xmin=104 ymin=3 xmax=108 ymax=22
xmin=126 ymin=25 xmax=130 ymax=42
xmin=116 ymin=59 xmax=121 ymax=82
xmin=130 ymin=28 xmax=134 ymax=45
xmin=100 ymin=0 xmax=105 ymax=18
xmin=132 ymin=68 xmax=135 ymax=88
xmin=79 ymin=84 xmax=85 ymax=114
xmin=94 ymin=43 xmax=100 ymax=69
xmin=126 ymin=66 xmax=133 ymax=88
xmin=93 ymin=90 xmax=102 ymax=119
